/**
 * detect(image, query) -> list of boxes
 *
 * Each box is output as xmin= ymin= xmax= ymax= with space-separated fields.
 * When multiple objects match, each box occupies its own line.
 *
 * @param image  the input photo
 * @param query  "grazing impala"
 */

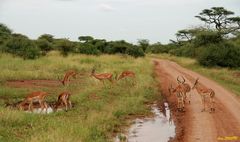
xmin=169 ymin=84 xmax=185 ymax=111
xmin=117 ymin=70 xmax=135 ymax=80
xmin=59 ymin=70 xmax=78 ymax=86
xmin=55 ymin=92 xmax=72 ymax=111
xmin=192 ymin=78 xmax=215 ymax=112
xmin=91 ymin=68 xmax=113 ymax=84
xmin=18 ymin=91 xmax=48 ymax=113
xmin=177 ymin=76 xmax=192 ymax=104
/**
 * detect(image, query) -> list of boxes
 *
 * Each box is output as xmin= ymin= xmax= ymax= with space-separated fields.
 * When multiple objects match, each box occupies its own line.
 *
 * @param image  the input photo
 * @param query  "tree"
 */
xmin=4 ymin=35 xmax=40 ymax=59
xmin=0 ymin=23 xmax=12 ymax=50
xmin=78 ymin=36 xmax=94 ymax=43
xmin=55 ymin=39 xmax=75 ymax=56
xmin=36 ymin=39 xmax=53 ymax=55
xmin=137 ymin=39 xmax=149 ymax=52
xmin=38 ymin=34 xmax=54 ymax=43
xmin=195 ymin=7 xmax=235 ymax=32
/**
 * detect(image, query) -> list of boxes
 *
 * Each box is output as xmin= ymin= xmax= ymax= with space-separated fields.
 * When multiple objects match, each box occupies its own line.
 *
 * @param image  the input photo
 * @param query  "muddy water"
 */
xmin=116 ymin=102 xmax=175 ymax=142
xmin=25 ymin=107 xmax=54 ymax=114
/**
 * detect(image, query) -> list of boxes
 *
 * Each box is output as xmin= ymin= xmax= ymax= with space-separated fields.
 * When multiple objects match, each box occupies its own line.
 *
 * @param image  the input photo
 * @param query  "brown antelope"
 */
xmin=192 ymin=78 xmax=215 ymax=112
xmin=54 ymin=92 xmax=72 ymax=111
xmin=18 ymin=91 xmax=48 ymax=113
xmin=59 ymin=70 xmax=78 ymax=86
xmin=177 ymin=76 xmax=192 ymax=104
xmin=91 ymin=68 xmax=113 ymax=84
xmin=117 ymin=70 xmax=135 ymax=80
xmin=169 ymin=84 xmax=185 ymax=111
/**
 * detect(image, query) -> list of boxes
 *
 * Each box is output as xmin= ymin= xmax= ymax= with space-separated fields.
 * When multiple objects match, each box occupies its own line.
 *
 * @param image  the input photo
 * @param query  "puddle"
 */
xmin=25 ymin=107 xmax=54 ymax=114
xmin=116 ymin=102 xmax=175 ymax=142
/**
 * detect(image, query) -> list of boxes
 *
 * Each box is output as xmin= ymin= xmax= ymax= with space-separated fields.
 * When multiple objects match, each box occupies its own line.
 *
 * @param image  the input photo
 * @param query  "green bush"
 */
xmin=193 ymin=31 xmax=223 ymax=47
xmin=4 ymin=35 xmax=40 ymax=59
xmin=55 ymin=39 xmax=75 ymax=56
xmin=35 ymin=39 xmax=53 ymax=55
xmin=125 ymin=46 xmax=145 ymax=58
xmin=169 ymin=44 xmax=196 ymax=57
xmin=197 ymin=43 xmax=240 ymax=67
xmin=78 ymin=43 xmax=100 ymax=55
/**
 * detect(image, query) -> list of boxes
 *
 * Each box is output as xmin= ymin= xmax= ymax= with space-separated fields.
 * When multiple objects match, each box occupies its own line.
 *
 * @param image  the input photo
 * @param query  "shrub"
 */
xmin=55 ymin=39 xmax=75 ymax=56
xmin=193 ymin=31 xmax=223 ymax=47
xmin=197 ymin=43 xmax=240 ymax=67
xmin=4 ymin=35 xmax=40 ymax=59
xmin=78 ymin=43 xmax=100 ymax=55
xmin=125 ymin=45 xmax=145 ymax=58
xmin=35 ymin=39 xmax=53 ymax=55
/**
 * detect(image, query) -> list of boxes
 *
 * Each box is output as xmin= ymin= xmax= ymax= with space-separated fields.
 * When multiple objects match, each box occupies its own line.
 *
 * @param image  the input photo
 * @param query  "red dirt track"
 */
xmin=153 ymin=59 xmax=240 ymax=142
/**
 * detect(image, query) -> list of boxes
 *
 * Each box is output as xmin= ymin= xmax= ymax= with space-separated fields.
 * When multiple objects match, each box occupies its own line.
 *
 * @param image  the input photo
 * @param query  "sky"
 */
xmin=0 ymin=0 xmax=240 ymax=44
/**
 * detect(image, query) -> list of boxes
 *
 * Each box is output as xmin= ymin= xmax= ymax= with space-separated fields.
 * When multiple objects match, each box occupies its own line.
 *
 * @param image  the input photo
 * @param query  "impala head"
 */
xmin=177 ymin=76 xmax=185 ymax=84
xmin=192 ymin=78 xmax=199 ymax=89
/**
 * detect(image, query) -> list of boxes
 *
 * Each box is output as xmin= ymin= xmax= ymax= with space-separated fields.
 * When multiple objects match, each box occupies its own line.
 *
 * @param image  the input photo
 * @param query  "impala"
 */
xmin=59 ymin=70 xmax=78 ymax=86
xmin=192 ymin=78 xmax=215 ymax=112
xmin=117 ymin=70 xmax=135 ymax=80
xmin=169 ymin=84 xmax=185 ymax=111
xmin=91 ymin=68 xmax=113 ymax=84
xmin=177 ymin=76 xmax=192 ymax=104
xmin=55 ymin=92 xmax=72 ymax=111
xmin=18 ymin=91 xmax=48 ymax=113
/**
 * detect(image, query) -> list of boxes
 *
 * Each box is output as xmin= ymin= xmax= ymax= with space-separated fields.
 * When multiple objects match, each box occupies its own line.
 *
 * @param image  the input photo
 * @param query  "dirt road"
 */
xmin=153 ymin=59 xmax=240 ymax=142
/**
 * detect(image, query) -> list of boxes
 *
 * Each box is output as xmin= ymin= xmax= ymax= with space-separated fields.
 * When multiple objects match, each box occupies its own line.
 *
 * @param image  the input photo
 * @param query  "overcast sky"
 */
xmin=0 ymin=0 xmax=239 ymax=44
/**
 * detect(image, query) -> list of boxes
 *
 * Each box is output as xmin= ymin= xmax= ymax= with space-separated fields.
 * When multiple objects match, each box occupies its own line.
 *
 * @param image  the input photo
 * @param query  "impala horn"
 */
xmin=181 ymin=76 xmax=185 ymax=83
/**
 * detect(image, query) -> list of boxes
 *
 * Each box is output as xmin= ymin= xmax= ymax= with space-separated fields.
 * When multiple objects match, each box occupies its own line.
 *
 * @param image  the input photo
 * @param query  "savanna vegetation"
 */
xmin=147 ymin=7 xmax=240 ymax=68
xmin=0 ymin=53 xmax=159 ymax=142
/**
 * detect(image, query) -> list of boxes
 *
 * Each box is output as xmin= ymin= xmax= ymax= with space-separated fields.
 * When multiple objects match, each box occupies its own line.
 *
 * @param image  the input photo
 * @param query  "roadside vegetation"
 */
xmin=0 ymin=53 xmax=159 ymax=142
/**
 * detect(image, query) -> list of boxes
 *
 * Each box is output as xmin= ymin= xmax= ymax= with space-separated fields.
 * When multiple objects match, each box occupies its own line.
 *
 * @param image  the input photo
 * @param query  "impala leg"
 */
xmin=188 ymin=92 xmax=191 ymax=104
xmin=29 ymin=101 xmax=33 ymax=112
xmin=201 ymin=96 xmax=206 ymax=112
xmin=68 ymin=100 xmax=72 ymax=109
xmin=39 ymin=100 xmax=44 ymax=113
xmin=63 ymin=98 xmax=68 ymax=111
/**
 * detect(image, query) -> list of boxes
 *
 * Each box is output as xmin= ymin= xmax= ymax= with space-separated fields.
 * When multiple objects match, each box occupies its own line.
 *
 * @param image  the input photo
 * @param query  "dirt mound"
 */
xmin=5 ymin=80 xmax=62 ymax=88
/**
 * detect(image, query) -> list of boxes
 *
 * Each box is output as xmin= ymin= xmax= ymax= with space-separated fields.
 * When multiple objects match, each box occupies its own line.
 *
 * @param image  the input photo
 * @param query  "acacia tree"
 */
xmin=137 ymin=39 xmax=149 ymax=52
xmin=195 ymin=7 xmax=240 ymax=34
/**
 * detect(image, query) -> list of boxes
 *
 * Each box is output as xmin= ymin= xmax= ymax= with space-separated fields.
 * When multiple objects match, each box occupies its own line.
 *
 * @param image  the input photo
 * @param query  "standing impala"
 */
xmin=18 ymin=91 xmax=48 ymax=113
xmin=169 ymin=84 xmax=185 ymax=111
xmin=54 ymin=92 xmax=72 ymax=111
xmin=91 ymin=68 xmax=113 ymax=84
xmin=192 ymin=78 xmax=215 ymax=112
xmin=59 ymin=70 xmax=78 ymax=86
xmin=177 ymin=76 xmax=192 ymax=104
xmin=117 ymin=70 xmax=135 ymax=80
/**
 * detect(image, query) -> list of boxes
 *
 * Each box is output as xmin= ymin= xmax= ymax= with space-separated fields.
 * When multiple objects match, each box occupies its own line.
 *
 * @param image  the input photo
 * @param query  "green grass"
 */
xmin=0 ymin=52 xmax=159 ymax=142
xmin=149 ymin=53 xmax=240 ymax=96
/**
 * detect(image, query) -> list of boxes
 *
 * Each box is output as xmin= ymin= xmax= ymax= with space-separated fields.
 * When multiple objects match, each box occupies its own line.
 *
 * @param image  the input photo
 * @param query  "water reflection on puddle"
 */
xmin=116 ymin=102 xmax=175 ymax=142
xmin=24 ymin=107 xmax=54 ymax=114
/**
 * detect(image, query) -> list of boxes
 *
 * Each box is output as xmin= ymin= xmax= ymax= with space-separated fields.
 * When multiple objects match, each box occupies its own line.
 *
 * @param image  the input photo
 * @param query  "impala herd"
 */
xmin=169 ymin=76 xmax=215 ymax=113
xmin=17 ymin=69 xmax=135 ymax=113
xmin=14 ymin=67 xmax=215 ymax=114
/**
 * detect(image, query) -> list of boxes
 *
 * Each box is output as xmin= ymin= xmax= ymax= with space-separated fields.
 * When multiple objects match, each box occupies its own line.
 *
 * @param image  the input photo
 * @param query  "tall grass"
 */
xmin=0 ymin=52 xmax=159 ymax=142
xmin=150 ymin=53 xmax=240 ymax=96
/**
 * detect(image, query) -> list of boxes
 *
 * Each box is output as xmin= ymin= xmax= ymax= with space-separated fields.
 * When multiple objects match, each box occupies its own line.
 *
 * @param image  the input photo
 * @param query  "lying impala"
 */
xmin=192 ymin=78 xmax=215 ymax=112
xmin=169 ymin=84 xmax=185 ymax=111
xmin=18 ymin=91 xmax=48 ymax=113
xmin=59 ymin=70 xmax=78 ymax=86
xmin=54 ymin=92 xmax=72 ymax=111
xmin=91 ymin=68 xmax=113 ymax=84
xmin=117 ymin=70 xmax=135 ymax=80
xmin=177 ymin=76 xmax=192 ymax=104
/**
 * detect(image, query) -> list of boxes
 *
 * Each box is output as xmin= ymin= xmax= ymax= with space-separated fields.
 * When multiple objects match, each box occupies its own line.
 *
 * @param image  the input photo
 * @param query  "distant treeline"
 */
xmin=0 ymin=7 xmax=240 ymax=67
xmin=148 ymin=7 xmax=240 ymax=68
